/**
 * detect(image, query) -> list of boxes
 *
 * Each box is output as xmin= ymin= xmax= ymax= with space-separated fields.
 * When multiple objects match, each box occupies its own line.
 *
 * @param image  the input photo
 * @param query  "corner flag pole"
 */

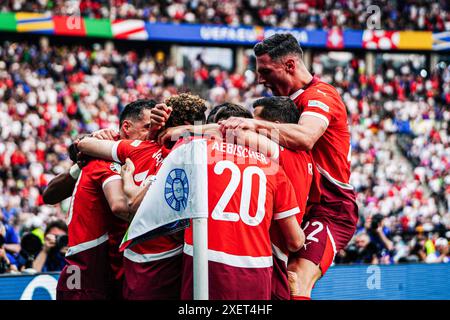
xmin=193 ymin=217 xmax=208 ymax=300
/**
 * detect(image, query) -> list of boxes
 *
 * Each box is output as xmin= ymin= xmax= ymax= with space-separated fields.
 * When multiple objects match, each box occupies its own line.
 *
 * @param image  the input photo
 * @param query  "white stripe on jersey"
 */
xmin=111 ymin=140 xmax=121 ymax=163
xmin=183 ymin=243 xmax=273 ymax=269
xmin=123 ymin=245 xmax=183 ymax=263
xmin=273 ymin=207 xmax=300 ymax=220
xmin=300 ymin=111 xmax=330 ymax=127
xmin=66 ymin=170 xmax=83 ymax=226
xmin=271 ymin=243 xmax=288 ymax=268
xmin=66 ymin=232 xmax=109 ymax=257
xmin=289 ymin=88 xmax=304 ymax=100
xmin=326 ymin=226 xmax=338 ymax=256
xmin=316 ymin=164 xmax=354 ymax=190
xmin=102 ymin=175 xmax=121 ymax=190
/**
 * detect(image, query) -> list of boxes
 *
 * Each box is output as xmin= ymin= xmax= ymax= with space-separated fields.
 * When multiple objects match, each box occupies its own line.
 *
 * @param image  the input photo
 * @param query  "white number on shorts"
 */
xmin=303 ymin=221 xmax=324 ymax=243
xmin=211 ymin=160 xmax=267 ymax=226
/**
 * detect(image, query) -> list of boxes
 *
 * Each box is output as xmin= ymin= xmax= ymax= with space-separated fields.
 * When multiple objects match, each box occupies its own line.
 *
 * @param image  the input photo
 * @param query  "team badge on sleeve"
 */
xmin=308 ymin=100 xmax=330 ymax=112
xmin=165 ymin=169 xmax=189 ymax=211
xmin=110 ymin=162 xmax=122 ymax=174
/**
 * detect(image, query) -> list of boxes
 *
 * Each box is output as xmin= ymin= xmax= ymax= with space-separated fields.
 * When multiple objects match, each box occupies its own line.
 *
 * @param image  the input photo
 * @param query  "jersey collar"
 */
xmin=289 ymin=87 xmax=304 ymax=100
xmin=289 ymin=75 xmax=319 ymax=100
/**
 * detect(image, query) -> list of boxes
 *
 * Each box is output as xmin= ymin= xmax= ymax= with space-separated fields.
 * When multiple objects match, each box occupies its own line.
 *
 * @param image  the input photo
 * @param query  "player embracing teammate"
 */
xmin=220 ymin=33 xmax=359 ymax=300
xmin=45 ymin=33 xmax=358 ymax=300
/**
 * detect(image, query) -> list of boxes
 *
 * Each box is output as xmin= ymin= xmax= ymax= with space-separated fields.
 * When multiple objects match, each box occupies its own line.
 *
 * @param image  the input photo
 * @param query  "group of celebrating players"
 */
xmin=43 ymin=33 xmax=359 ymax=300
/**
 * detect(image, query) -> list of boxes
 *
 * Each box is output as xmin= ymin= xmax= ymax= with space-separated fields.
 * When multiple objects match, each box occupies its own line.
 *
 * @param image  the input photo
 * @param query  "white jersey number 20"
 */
xmin=211 ymin=160 xmax=267 ymax=226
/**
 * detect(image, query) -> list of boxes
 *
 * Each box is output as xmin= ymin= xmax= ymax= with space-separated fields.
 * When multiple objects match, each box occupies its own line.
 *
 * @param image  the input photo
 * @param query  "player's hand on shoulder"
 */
xmin=203 ymin=126 xmax=223 ymax=141
xmin=121 ymin=158 xmax=135 ymax=179
xmin=69 ymin=139 xmax=91 ymax=168
xmin=91 ymin=128 xmax=119 ymax=140
xmin=157 ymin=125 xmax=190 ymax=146
xmin=219 ymin=117 xmax=258 ymax=134
xmin=151 ymin=103 xmax=172 ymax=130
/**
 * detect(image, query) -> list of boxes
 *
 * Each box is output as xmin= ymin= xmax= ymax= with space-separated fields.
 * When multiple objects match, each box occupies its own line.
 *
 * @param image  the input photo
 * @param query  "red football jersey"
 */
xmin=111 ymin=139 xmax=182 ymax=262
xmin=278 ymin=147 xmax=313 ymax=223
xmin=290 ymin=76 xmax=353 ymax=191
xmin=181 ymin=139 xmax=300 ymax=300
xmin=184 ymin=140 xmax=300 ymax=267
xmin=269 ymin=147 xmax=314 ymax=299
xmin=66 ymin=159 xmax=121 ymax=252
xmin=61 ymin=159 xmax=122 ymax=293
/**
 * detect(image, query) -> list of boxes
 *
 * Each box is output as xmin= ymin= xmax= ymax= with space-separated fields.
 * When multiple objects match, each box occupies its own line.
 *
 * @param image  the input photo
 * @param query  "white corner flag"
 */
xmin=120 ymin=138 xmax=209 ymax=300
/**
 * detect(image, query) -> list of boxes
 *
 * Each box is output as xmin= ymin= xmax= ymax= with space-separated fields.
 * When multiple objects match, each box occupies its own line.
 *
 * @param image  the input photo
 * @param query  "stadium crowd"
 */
xmin=312 ymin=53 xmax=450 ymax=264
xmin=0 ymin=37 xmax=449 ymax=274
xmin=0 ymin=0 xmax=449 ymax=31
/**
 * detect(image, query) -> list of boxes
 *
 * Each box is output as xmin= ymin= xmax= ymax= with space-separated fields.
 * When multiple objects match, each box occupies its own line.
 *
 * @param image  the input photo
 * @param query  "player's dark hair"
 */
xmin=45 ymin=220 xmax=68 ymax=235
xmin=206 ymin=105 xmax=224 ymax=124
xmin=164 ymin=93 xmax=207 ymax=128
xmin=253 ymin=33 xmax=303 ymax=61
xmin=212 ymin=102 xmax=253 ymax=123
xmin=119 ymin=99 xmax=157 ymax=128
xmin=253 ymin=97 xmax=300 ymax=124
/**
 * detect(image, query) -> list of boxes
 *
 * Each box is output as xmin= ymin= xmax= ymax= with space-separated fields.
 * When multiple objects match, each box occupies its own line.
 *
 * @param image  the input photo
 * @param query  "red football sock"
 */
xmin=291 ymin=295 xmax=311 ymax=300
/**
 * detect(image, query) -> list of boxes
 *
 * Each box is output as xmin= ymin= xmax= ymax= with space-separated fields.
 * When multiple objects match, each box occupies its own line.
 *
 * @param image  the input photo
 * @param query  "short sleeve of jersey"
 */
xmin=111 ymin=139 xmax=144 ymax=164
xmin=91 ymin=160 xmax=122 ymax=191
xmin=300 ymin=86 xmax=338 ymax=127
xmin=273 ymin=167 xmax=300 ymax=220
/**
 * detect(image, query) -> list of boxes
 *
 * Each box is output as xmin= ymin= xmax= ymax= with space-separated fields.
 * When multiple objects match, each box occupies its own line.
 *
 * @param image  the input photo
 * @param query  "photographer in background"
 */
xmin=364 ymin=213 xmax=395 ymax=264
xmin=33 ymin=220 xmax=68 ymax=272
xmin=16 ymin=232 xmax=44 ymax=272
xmin=336 ymin=232 xmax=379 ymax=264
xmin=0 ymin=221 xmax=18 ymax=274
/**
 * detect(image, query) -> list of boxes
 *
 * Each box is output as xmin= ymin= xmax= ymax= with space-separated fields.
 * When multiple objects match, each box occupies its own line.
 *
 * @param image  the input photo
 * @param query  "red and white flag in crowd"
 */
xmin=112 ymin=19 xmax=148 ymax=40
xmin=363 ymin=30 xmax=400 ymax=50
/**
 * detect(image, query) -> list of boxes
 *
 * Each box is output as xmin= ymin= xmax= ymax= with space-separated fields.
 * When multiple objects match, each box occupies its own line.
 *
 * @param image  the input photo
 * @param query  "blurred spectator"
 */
xmin=425 ymin=237 xmax=450 ymax=263
xmin=0 ymin=209 xmax=21 ymax=266
xmin=0 ymin=221 xmax=18 ymax=273
xmin=336 ymin=232 xmax=379 ymax=264
xmin=363 ymin=213 xmax=395 ymax=263
xmin=14 ymin=231 xmax=43 ymax=272
xmin=32 ymin=220 xmax=68 ymax=273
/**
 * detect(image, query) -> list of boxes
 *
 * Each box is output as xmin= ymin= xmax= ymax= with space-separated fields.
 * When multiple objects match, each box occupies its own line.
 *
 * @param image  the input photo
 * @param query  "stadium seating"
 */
xmin=0 ymin=0 xmax=449 ymax=274
xmin=0 ymin=0 xmax=448 ymax=31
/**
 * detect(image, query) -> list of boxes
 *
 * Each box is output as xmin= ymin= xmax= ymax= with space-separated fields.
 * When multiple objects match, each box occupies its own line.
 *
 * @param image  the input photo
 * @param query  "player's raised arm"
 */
xmin=77 ymin=137 xmax=117 ymax=161
xmin=42 ymin=166 xmax=79 ymax=205
xmin=149 ymin=103 xmax=172 ymax=140
xmin=157 ymin=123 xmax=222 ymax=146
xmin=228 ymin=128 xmax=280 ymax=160
xmin=220 ymin=115 xmax=327 ymax=151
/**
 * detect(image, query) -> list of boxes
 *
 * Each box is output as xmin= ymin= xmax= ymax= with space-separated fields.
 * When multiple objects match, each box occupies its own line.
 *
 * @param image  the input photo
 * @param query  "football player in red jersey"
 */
xmin=219 ymin=33 xmax=359 ymax=300
xmin=179 ymin=138 xmax=304 ymax=300
xmin=52 ymin=99 xmax=156 ymax=300
xmin=251 ymin=96 xmax=315 ymax=300
xmin=153 ymin=100 xmax=309 ymax=300
xmin=77 ymin=94 xmax=207 ymax=300
xmin=155 ymin=102 xmax=305 ymax=299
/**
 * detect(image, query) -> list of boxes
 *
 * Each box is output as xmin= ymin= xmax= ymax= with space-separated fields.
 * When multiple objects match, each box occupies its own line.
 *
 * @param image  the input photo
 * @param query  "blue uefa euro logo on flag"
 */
xmin=165 ymin=168 xmax=189 ymax=212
